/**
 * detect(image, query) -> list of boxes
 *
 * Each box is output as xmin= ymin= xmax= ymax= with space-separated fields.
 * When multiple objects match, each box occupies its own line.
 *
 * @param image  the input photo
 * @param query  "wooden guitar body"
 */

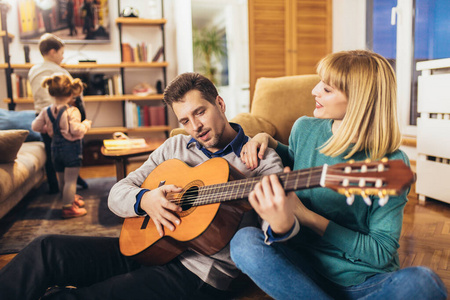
xmin=119 ymin=158 xmax=248 ymax=266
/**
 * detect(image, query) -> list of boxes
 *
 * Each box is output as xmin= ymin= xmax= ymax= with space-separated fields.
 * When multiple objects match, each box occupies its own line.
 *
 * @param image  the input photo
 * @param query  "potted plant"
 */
xmin=193 ymin=26 xmax=226 ymax=84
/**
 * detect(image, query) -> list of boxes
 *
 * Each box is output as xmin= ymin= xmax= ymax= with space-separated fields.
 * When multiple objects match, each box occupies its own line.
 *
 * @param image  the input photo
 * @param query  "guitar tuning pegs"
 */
xmin=361 ymin=191 xmax=372 ymax=206
xmin=378 ymin=191 xmax=389 ymax=206
xmin=345 ymin=191 xmax=355 ymax=205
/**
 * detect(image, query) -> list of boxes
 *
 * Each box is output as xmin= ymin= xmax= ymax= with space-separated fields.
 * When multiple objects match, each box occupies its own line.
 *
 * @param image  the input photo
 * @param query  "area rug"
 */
xmin=0 ymin=177 xmax=123 ymax=254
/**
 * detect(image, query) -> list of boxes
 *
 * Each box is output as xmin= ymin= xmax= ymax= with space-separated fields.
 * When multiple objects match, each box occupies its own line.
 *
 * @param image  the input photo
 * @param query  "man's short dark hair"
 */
xmin=38 ymin=33 xmax=65 ymax=56
xmin=163 ymin=73 xmax=218 ymax=107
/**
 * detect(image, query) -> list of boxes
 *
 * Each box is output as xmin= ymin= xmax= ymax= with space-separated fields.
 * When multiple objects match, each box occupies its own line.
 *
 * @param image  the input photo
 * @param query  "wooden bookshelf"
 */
xmin=2 ymin=2 xmax=171 ymax=140
xmin=0 ymin=31 xmax=14 ymax=41
xmin=0 ymin=62 xmax=169 ymax=70
xmin=0 ymin=31 xmax=13 ymax=37
xmin=4 ymin=94 xmax=165 ymax=104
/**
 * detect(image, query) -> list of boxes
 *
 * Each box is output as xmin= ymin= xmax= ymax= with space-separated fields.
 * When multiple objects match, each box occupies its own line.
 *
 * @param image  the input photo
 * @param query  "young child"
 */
xmin=32 ymin=74 xmax=92 ymax=218
xmin=29 ymin=33 xmax=89 ymax=194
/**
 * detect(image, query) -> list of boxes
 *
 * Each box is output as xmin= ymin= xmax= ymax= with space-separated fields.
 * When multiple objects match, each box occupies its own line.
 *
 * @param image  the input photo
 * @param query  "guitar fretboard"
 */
xmin=189 ymin=166 xmax=325 ymax=206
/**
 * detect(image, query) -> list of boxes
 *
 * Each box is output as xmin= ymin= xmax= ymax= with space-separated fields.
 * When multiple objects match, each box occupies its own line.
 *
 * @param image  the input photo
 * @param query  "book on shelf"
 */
xmin=124 ymin=101 xmax=166 ymax=128
xmin=103 ymin=74 xmax=123 ymax=96
xmin=149 ymin=106 xmax=166 ymax=126
xmin=121 ymin=42 xmax=153 ymax=62
xmin=121 ymin=43 xmax=134 ymax=62
xmin=103 ymin=138 xmax=148 ymax=150
xmin=113 ymin=74 xmax=123 ymax=95
xmin=106 ymin=77 xmax=114 ymax=96
xmin=152 ymin=46 xmax=164 ymax=62
xmin=10 ymin=73 xmax=33 ymax=99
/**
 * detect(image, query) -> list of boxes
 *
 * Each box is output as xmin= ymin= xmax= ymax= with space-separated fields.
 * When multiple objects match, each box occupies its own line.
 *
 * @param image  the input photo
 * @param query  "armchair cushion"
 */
xmin=250 ymin=75 xmax=320 ymax=144
xmin=230 ymin=113 xmax=276 ymax=138
xmin=170 ymin=128 xmax=188 ymax=137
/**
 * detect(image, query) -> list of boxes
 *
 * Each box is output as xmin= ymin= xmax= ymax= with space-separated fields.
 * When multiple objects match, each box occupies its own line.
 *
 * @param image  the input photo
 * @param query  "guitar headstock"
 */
xmin=322 ymin=158 xmax=415 ymax=206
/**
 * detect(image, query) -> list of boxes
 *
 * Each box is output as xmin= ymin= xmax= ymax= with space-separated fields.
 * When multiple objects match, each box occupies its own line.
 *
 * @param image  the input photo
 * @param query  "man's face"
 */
xmin=173 ymin=90 xmax=228 ymax=152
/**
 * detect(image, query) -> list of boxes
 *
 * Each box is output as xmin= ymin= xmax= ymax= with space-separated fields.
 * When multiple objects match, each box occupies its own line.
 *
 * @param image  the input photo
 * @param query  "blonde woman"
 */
xmin=32 ymin=74 xmax=92 ymax=218
xmin=230 ymin=50 xmax=447 ymax=299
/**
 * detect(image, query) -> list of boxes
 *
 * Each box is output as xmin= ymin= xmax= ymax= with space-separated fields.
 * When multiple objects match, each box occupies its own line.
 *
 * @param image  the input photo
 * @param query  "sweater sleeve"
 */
xmin=256 ymin=147 xmax=284 ymax=176
xmin=275 ymin=117 xmax=307 ymax=168
xmin=66 ymin=107 xmax=90 ymax=138
xmin=108 ymin=140 xmax=169 ymax=218
xmin=275 ymin=142 xmax=293 ymax=168
xmin=31 ymin=110 xmax=47 ymax=134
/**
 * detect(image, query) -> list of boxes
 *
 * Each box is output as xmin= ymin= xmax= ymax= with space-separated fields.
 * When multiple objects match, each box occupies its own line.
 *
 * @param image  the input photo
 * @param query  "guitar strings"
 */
xmin=162 ymin=167 xmax=326 ymax=205
xmin=162 ymin=170 xmax=379 ymax=206
xmin=165 ymin=168 xmax=325 ymax=201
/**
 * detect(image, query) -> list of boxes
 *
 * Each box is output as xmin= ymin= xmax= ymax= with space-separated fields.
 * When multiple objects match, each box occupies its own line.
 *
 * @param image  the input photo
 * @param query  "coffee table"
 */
xmin=101 ymin=139 xmax=164 ymax=181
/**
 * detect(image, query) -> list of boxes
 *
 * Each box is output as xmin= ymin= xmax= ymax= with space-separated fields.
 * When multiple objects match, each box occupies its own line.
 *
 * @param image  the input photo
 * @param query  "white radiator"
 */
xmin=416 ymin=59 xmax=450 ymax=204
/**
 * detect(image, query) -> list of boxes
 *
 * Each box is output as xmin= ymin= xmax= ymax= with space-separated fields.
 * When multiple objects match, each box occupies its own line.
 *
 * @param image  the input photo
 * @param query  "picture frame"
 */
xmin=18 ymin=0 xmax=110 ymax=44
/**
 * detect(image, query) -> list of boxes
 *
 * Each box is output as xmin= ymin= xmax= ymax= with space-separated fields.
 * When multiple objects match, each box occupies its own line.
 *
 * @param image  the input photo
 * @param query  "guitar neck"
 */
xmin=194 ymin=165 xmax=325 ymax=206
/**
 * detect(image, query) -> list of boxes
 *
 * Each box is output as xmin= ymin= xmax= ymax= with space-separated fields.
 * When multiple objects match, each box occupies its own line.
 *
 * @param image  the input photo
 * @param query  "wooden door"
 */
xmin=248 ymin=0 xmax=332 ymax=102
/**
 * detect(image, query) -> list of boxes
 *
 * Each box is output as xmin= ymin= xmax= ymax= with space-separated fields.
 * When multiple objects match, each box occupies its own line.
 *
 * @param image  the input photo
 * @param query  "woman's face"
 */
xmin=311 ymin=81 xmax=348 ymax=120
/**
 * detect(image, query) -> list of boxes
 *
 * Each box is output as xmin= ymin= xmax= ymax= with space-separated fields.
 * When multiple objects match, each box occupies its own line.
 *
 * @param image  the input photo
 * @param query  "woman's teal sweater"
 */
xmin=275 ymin=116 xmax=410 ymax=287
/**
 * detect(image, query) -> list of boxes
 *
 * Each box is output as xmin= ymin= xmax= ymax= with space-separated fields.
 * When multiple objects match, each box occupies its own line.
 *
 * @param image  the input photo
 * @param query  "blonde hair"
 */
xmin=42 ymin=74 xmax=84 ymax=99
xmin=317 ymin=50 xmax=401 ymax=160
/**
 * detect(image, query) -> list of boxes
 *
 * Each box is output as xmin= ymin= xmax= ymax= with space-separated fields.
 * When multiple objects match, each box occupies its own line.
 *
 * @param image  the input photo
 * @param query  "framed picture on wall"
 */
xmin=18 ymin=0 xmax=110 ymax=44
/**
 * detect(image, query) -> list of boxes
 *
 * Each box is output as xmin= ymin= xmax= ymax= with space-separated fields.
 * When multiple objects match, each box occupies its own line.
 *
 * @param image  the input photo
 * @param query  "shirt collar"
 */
xmin=187 ymin=123 xmax=248 ymax=158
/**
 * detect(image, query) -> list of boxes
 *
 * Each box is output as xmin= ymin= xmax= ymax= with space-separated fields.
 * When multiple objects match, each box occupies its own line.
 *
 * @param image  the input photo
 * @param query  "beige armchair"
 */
xmin=171 ymin=74 xmax=320 ymax=145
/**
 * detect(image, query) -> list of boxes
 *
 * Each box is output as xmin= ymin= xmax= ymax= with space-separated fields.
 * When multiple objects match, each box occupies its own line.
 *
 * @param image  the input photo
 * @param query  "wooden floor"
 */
xmin=1 ymin=162 xmax=449 ymax=297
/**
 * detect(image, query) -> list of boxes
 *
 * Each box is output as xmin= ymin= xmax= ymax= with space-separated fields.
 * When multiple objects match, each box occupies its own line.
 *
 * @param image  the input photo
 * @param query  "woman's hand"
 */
xmin=250 ymin=166 xmax=331 ymax=237
xmin=140 ymin=185 xmax=183 ymax=237
xmin=249 ymin=170 xmax=297 ymax=235
xmin=241 ymin=133 xmax=274 ymax=170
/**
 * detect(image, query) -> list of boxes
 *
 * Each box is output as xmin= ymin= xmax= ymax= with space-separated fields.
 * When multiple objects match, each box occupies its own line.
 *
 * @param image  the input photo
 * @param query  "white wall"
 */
xmin=332 ymin=0 xmax=367 ymax=52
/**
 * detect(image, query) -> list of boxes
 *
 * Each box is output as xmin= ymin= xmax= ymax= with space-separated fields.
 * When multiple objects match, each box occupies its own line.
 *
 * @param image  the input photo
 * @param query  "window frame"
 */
xmin=367 ymin=0 xmax=417 ymax=136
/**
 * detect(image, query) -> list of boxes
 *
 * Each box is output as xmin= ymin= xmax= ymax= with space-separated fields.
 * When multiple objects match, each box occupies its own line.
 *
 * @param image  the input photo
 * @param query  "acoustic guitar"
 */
xmin=119 ymin=157 xmax=414 ymax=265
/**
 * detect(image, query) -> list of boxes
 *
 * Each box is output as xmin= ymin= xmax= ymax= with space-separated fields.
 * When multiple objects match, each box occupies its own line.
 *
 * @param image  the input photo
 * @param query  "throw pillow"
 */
xmin=0 ymin=109 xmax=41 ymax=142
xmin=0 ymin=129 xmax=29 ymax=163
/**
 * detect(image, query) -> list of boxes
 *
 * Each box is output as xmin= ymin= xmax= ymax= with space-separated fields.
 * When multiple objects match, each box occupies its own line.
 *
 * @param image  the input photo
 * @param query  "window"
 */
xmin=367 ymin=0 xmax=450 ymax=135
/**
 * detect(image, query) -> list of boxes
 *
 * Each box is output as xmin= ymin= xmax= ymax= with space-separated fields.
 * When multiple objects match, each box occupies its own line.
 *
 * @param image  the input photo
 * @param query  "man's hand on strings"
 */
xmin=140 ymin=185 xmax=183 ymax=237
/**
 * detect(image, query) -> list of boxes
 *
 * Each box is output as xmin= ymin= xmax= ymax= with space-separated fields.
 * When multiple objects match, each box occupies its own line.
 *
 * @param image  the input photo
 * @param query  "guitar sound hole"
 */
xmin=181 ymin=186 xmax=198 ymax=211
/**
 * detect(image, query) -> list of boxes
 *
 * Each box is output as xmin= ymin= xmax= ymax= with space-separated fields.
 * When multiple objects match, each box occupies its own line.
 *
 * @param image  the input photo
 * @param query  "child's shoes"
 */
xmin=62 ymin=203 xmax=87 ymax=219
xmin=74 ymin=194 xmax=85 ymax=208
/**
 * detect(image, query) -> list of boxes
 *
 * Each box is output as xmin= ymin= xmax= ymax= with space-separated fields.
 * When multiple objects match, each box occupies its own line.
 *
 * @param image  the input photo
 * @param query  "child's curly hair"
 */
xmin=42 ymin=74 xmax=85 ymax=98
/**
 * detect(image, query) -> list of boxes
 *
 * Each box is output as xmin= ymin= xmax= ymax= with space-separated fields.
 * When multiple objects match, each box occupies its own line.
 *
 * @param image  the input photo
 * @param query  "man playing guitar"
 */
xmin=0 ymin=73 xmax=283 ymax=300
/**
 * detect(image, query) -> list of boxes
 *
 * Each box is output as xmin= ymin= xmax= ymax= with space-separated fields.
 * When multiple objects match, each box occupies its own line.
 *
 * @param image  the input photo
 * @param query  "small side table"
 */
xmin=101 ymin=139 xmax=164 ymax=181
